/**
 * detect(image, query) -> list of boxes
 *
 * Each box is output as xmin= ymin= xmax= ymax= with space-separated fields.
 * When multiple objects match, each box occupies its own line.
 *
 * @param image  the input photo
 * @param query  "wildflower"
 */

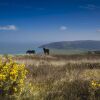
xmin=19 ymin=79 xmax=24 ymax=84
xmin=13 ymin=87 xmax=17 ymax=92
xmin=0 ymin=74 xmax=6 ymax=80
xmin=91 ymin=80 xmax=100 ymax=88
xmin=0 ymin=57 xmax=27 ymax=95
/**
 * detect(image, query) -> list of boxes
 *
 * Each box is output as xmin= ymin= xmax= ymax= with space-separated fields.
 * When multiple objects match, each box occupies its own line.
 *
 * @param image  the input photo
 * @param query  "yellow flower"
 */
xmin=13 ymin=87 xmax=17 ymax=92
xmin=10 ymin=71 xmax=17 ymax=75
xmin=0 ymin=57 xmax=27 ymax=95
xmin=19 ymin=79 xmax=24 ymax=84
xmin=0 ymin=74 xmax=6 ymax=80
xmin=91 ymin=80 xmax=100 ymax=88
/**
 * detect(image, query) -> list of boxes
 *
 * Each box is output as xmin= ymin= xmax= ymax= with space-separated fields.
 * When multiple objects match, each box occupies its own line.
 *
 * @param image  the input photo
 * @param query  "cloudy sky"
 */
xmin=0 ymin=0 xmax=100 ymax=43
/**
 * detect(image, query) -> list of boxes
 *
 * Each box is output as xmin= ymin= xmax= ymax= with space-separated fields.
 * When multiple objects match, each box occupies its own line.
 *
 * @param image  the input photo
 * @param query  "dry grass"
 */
xmin=2 ymin=54 xmax=100 ymax=100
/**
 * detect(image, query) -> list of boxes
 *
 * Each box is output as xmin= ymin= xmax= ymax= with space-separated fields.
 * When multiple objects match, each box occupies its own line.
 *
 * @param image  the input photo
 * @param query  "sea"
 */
xmin=0 ymin=42 xmax=44 ymax=55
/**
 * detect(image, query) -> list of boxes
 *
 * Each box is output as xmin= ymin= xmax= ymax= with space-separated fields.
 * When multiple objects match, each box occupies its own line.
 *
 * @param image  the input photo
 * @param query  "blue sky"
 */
xmin=0 ymin=0 xmax=100 ymax=43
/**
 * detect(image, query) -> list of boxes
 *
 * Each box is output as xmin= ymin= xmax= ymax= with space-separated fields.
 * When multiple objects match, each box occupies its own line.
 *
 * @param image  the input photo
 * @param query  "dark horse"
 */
xmin=26 ymin=50 xmax=35 ymax=54
xmin=43 ymin=48 xmax=49 ymax=55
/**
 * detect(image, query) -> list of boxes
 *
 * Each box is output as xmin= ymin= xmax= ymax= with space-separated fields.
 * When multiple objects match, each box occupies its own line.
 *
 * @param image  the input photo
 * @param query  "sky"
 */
xmin=0 ymin=0 xmax=100 ymax=43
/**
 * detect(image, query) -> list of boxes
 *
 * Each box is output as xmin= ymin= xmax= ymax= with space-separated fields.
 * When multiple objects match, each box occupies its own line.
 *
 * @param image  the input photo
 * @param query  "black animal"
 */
xmin=26 ymin=50 xmax=35 ymax=54
xmin=43 ymin=48 xmax=49 ymax=55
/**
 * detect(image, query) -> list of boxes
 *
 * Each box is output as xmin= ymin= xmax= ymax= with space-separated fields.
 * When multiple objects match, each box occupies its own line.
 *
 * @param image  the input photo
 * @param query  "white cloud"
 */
xmin=60 ymin=26 xmax=67 ymax=31
xmin=0 ymin=25 xmax=17 ymax=31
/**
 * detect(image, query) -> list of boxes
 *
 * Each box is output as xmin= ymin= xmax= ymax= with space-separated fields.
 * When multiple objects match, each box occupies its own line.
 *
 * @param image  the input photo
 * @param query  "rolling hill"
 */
xmin=39 ymin=40 xmax=100 ymax=51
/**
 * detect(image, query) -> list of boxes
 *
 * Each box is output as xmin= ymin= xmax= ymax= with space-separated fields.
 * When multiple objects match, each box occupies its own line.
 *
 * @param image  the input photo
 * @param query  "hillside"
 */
xmin=39 ymin=40 xmax=100 ymax=51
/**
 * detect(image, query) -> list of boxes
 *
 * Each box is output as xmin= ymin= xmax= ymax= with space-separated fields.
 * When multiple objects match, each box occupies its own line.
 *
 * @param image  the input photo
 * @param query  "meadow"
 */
xmin=0 ymin=54 xmax=100 ymax=100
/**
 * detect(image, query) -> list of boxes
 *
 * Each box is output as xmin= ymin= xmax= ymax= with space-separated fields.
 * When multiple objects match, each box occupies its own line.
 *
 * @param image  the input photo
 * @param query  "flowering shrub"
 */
xmin=89 ymin=80 xmax=100 ymax=99
xmin=0 ymin=57 xmax=27 ymax=96
xmin=91 ymin=80 xmax=100 ymax=89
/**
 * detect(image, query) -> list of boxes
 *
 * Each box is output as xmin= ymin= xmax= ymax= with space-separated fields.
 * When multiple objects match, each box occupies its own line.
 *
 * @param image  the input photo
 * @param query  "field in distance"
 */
xmin=50 ymin=49 xmax=86 ymax=55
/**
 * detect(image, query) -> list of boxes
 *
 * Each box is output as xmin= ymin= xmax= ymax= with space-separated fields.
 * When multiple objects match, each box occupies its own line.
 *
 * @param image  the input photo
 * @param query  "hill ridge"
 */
xmin=39 ymin=40 xmax=100 ymax=50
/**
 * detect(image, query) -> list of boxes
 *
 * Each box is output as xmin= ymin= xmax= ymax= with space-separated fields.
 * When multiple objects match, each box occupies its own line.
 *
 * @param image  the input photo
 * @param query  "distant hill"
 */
xmin=39 ymin=40 xmax=100 ymax=51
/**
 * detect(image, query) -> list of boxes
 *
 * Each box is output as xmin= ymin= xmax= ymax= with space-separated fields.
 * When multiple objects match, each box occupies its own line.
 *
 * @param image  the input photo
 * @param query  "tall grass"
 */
xmin=1 ymin=54 xmax=100 ymax=100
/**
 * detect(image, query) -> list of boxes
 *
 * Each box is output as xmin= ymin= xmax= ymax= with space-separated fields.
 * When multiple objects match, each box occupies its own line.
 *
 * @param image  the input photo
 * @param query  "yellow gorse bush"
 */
xmin=91 ymin=80 xmax=100 ymax=89
xmin=0 ymin=57 xmax=28 ymax=96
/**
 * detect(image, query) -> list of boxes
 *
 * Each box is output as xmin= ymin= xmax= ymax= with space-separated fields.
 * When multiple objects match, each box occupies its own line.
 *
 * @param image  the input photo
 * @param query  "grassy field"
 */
xmin=1 ymin=54 xmax=100 ymax=100
xmin=50 ymin=49 xmax=86 ymax=55
xmin=14 ymin=54 xmax=100 ymax=100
